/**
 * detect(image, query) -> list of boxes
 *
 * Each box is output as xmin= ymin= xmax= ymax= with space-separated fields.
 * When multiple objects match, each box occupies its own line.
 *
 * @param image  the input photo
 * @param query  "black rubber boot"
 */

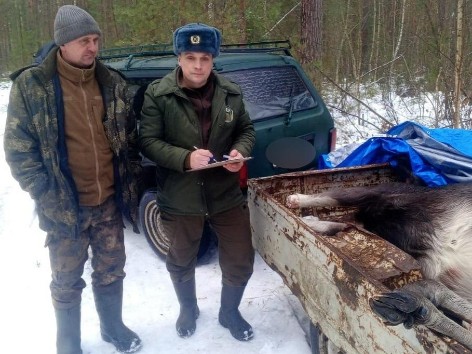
xmin=218 ymin=284 xmax=254 ymax=341
xmin=54 ymin=304 xmax=82 ymax=354
xmin=93 ymin=280 xmax=142 ymax=353
xmin=172 ymin=277 xmax=199 ymax=338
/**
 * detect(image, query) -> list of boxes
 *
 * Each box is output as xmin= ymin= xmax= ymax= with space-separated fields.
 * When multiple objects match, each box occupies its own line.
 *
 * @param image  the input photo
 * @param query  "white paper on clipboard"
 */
xmin=187 ymin=157 xmax=253 ymax=172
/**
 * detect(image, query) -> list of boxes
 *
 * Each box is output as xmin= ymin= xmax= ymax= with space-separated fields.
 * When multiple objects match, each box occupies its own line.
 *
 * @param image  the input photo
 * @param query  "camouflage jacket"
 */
xmin=4 ymin=47 xmax=141 ymax=238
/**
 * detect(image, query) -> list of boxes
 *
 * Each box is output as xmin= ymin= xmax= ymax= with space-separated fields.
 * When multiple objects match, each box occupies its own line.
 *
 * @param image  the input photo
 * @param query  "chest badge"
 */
xmin=225 ymin=106 xmax=234 ymax=123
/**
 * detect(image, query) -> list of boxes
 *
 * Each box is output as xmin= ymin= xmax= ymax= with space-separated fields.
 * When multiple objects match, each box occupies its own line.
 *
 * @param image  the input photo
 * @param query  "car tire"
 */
xmin=139 ymin=189 xmax=216 ymax=262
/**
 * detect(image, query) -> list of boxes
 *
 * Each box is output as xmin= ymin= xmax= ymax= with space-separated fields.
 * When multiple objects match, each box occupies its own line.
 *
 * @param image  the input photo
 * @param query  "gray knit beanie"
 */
xmin=54 ymin=5 xmax=102 ymax=46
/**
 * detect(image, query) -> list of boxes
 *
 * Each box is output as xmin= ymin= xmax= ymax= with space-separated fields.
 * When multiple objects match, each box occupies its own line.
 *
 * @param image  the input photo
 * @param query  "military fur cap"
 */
xmin=173 ymin=23 xmax=221 ymax=57
xmin=54 ymin=5 xmax=102 ymax=46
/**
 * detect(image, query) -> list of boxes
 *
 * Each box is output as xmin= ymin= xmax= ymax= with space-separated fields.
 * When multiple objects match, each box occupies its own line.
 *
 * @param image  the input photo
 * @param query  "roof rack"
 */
xmin=220 ymin=40 xmax=291 ymax=55
xmin=99 ymin=44 xmax=174 ymax=60
xmin=99 ymin=40 xmax=292 ymax=60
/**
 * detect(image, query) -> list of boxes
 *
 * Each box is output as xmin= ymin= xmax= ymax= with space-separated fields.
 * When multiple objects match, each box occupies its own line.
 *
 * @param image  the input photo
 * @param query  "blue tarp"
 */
xmin=319 ymin=121 xmax=472 ymax=186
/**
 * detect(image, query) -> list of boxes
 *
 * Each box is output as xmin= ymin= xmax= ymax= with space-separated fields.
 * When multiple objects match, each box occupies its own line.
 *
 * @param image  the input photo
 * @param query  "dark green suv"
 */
xmin=100 ymin=41 xmax=336 ymax=260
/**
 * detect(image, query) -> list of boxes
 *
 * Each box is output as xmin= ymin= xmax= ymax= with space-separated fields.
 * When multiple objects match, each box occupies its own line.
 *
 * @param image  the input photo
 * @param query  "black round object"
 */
xmin=265 ymin=137 xmax=316 ymax=169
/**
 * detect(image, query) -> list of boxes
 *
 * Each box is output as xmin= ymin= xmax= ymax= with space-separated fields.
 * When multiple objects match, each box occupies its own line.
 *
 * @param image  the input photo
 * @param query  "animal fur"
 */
xmin=286 ymin=182 xmax=472 ymax=304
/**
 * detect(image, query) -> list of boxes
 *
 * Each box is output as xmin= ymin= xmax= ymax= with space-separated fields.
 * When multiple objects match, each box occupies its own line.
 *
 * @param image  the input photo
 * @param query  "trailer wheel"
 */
xmin=139 ymin=189 xmax=215 ymax=262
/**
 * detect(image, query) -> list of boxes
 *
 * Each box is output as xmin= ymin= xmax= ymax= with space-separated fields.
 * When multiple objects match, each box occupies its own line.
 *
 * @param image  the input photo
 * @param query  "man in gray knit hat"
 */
xmin=4 ymin=5 xmax=142 ymax=354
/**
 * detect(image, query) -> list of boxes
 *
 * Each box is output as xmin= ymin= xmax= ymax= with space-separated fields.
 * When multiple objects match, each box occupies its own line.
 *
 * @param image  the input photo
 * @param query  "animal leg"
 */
xmin=370 ymin=280 xmax=472 ymax=350
xmin=286 ymin=193 xmax=340 ymax=209
xmin=402 ymin=280 xmax=472 ymax=325
xmin=301 ymin=215 xmax=347 ymax=236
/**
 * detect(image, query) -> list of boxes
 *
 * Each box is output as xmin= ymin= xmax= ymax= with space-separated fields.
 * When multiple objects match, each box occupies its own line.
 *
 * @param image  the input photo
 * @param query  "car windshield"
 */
xmin=222 ymin=66 xmax=317 ymax=121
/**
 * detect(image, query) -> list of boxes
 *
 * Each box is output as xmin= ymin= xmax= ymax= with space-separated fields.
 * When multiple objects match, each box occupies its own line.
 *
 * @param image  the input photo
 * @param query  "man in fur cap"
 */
xmin=139 ymin=23 xmax=256 ymax=341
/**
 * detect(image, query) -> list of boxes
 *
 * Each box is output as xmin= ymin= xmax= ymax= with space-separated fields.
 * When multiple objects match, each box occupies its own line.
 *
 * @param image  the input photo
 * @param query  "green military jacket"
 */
xmin=139 ymin=67 xmax=255 ymax=216
xmin=4 ymin=47 xmax=141 ymax=237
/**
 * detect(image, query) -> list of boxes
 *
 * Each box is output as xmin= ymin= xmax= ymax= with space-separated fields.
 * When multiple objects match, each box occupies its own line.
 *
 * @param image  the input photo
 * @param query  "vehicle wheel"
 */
xmin=139 ymin=189 xmax=216 ymax=262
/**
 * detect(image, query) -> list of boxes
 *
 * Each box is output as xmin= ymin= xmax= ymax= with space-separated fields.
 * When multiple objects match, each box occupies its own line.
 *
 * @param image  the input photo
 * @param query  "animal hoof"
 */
xmin=369 ymin=291 xmax=429 ymax=328
xmin=370 ymin=296 xmax=410 ymax=326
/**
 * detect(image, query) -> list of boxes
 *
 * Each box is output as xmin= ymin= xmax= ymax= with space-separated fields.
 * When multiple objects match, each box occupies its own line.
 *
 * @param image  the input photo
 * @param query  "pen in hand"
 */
xmin=193 ymin=146 xmax=218 ymax=163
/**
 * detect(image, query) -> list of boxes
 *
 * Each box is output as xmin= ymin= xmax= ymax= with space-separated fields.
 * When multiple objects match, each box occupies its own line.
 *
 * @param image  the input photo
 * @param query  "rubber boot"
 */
xmin=93 ymin=280 xmax=142 ymax=353
xmin=172 ymin=277 xmax=199 ymax=338
xmin=54 ymin=304 xmax=82 ymax=354
xmin=218 ymin=284 xmax=254 ymax=341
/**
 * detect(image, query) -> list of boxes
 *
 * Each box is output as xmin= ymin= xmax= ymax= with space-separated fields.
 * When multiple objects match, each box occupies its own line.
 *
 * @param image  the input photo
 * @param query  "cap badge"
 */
xmin=190 ymin=35 xmax=201 ymax=45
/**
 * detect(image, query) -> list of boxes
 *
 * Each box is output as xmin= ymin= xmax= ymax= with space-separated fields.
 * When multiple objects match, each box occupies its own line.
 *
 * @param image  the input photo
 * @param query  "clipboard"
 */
xmin=187 ymin=157 xmax=253 ymax=172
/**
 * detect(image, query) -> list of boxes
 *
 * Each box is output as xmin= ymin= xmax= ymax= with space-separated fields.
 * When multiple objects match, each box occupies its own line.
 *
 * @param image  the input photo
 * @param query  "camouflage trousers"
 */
xmin=46 ymin=196 xmax=126 ymax=309
xmin=161 ymin=202 xmax=255 ymax=287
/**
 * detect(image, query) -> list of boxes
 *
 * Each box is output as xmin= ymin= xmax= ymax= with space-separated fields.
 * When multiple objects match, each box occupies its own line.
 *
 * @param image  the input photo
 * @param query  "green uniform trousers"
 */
xmin=161 ymin=202 xmax=254 ymax=286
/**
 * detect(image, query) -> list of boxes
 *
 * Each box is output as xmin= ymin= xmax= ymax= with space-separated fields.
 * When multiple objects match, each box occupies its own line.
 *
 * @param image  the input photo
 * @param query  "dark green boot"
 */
xmin=93 ymin=280 xmax=142 ymax=353
xmin=172 ymin=277 xmax=199 ymax=338
xmin=218 ymin=284 xmax=254 ymax=341
xmin=54 ymin=304 xmax=82 ymax=354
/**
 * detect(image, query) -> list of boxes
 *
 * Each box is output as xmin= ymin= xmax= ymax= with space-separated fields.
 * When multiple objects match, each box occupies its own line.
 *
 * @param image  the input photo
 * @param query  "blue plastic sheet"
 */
xmin=320 ymin=121 xmax=472 ymax=186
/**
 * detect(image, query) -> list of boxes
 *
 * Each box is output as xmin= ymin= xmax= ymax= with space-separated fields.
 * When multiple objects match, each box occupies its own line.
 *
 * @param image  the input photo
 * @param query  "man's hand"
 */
xmin=190 ymin=148 xmax=214 ymax=169
xmin=223 ymin=149 xmax=244 ymax=172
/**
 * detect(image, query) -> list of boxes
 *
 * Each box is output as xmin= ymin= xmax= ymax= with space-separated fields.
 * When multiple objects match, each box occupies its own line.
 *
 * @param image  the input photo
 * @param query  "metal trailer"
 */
xmin=247 ymin=163 xmax=469 ymax=354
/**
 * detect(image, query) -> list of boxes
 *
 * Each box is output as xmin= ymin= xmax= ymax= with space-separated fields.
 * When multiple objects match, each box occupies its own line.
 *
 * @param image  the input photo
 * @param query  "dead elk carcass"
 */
xmin=286 ymin=182 xmax=472 ymax=351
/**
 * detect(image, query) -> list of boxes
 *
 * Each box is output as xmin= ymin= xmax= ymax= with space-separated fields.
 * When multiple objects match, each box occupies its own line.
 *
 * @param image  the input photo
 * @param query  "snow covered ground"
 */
xmin=0 ymin=81 xmax=313 ymax=353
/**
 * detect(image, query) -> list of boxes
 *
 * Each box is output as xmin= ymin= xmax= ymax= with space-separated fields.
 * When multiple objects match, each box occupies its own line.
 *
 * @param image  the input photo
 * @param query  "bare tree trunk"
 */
xmin=335 ymin=0 xmax=351 ymax=83
xmin=453 ymin=0 xmax=464 ymax=128
xmin=239 ymin=0 xmax=247 ymax=42
xmin=108 ymin=0 xmax=119 ymax=44
xmin=368 ymin=0 xmax=378 ymax=79
xmin=207 ymin=0 xmax=214 ymax=21
xmin=100 ymin=0 xmax=115 ymax=47
xmin=300 ymin=0 xmax=322 ymax=64
xmin=382 ymin=0 xmax=407 ymax=125
xmin=15 ymin=1 xmax=26 ymax=64
xmin=392 ymin=0 xmax=406 ymax=61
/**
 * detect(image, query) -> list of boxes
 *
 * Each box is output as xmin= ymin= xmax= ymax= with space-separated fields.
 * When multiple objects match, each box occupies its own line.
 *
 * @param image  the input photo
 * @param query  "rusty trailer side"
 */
xmin=248 ymin=164 xmax=467 ymax=354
